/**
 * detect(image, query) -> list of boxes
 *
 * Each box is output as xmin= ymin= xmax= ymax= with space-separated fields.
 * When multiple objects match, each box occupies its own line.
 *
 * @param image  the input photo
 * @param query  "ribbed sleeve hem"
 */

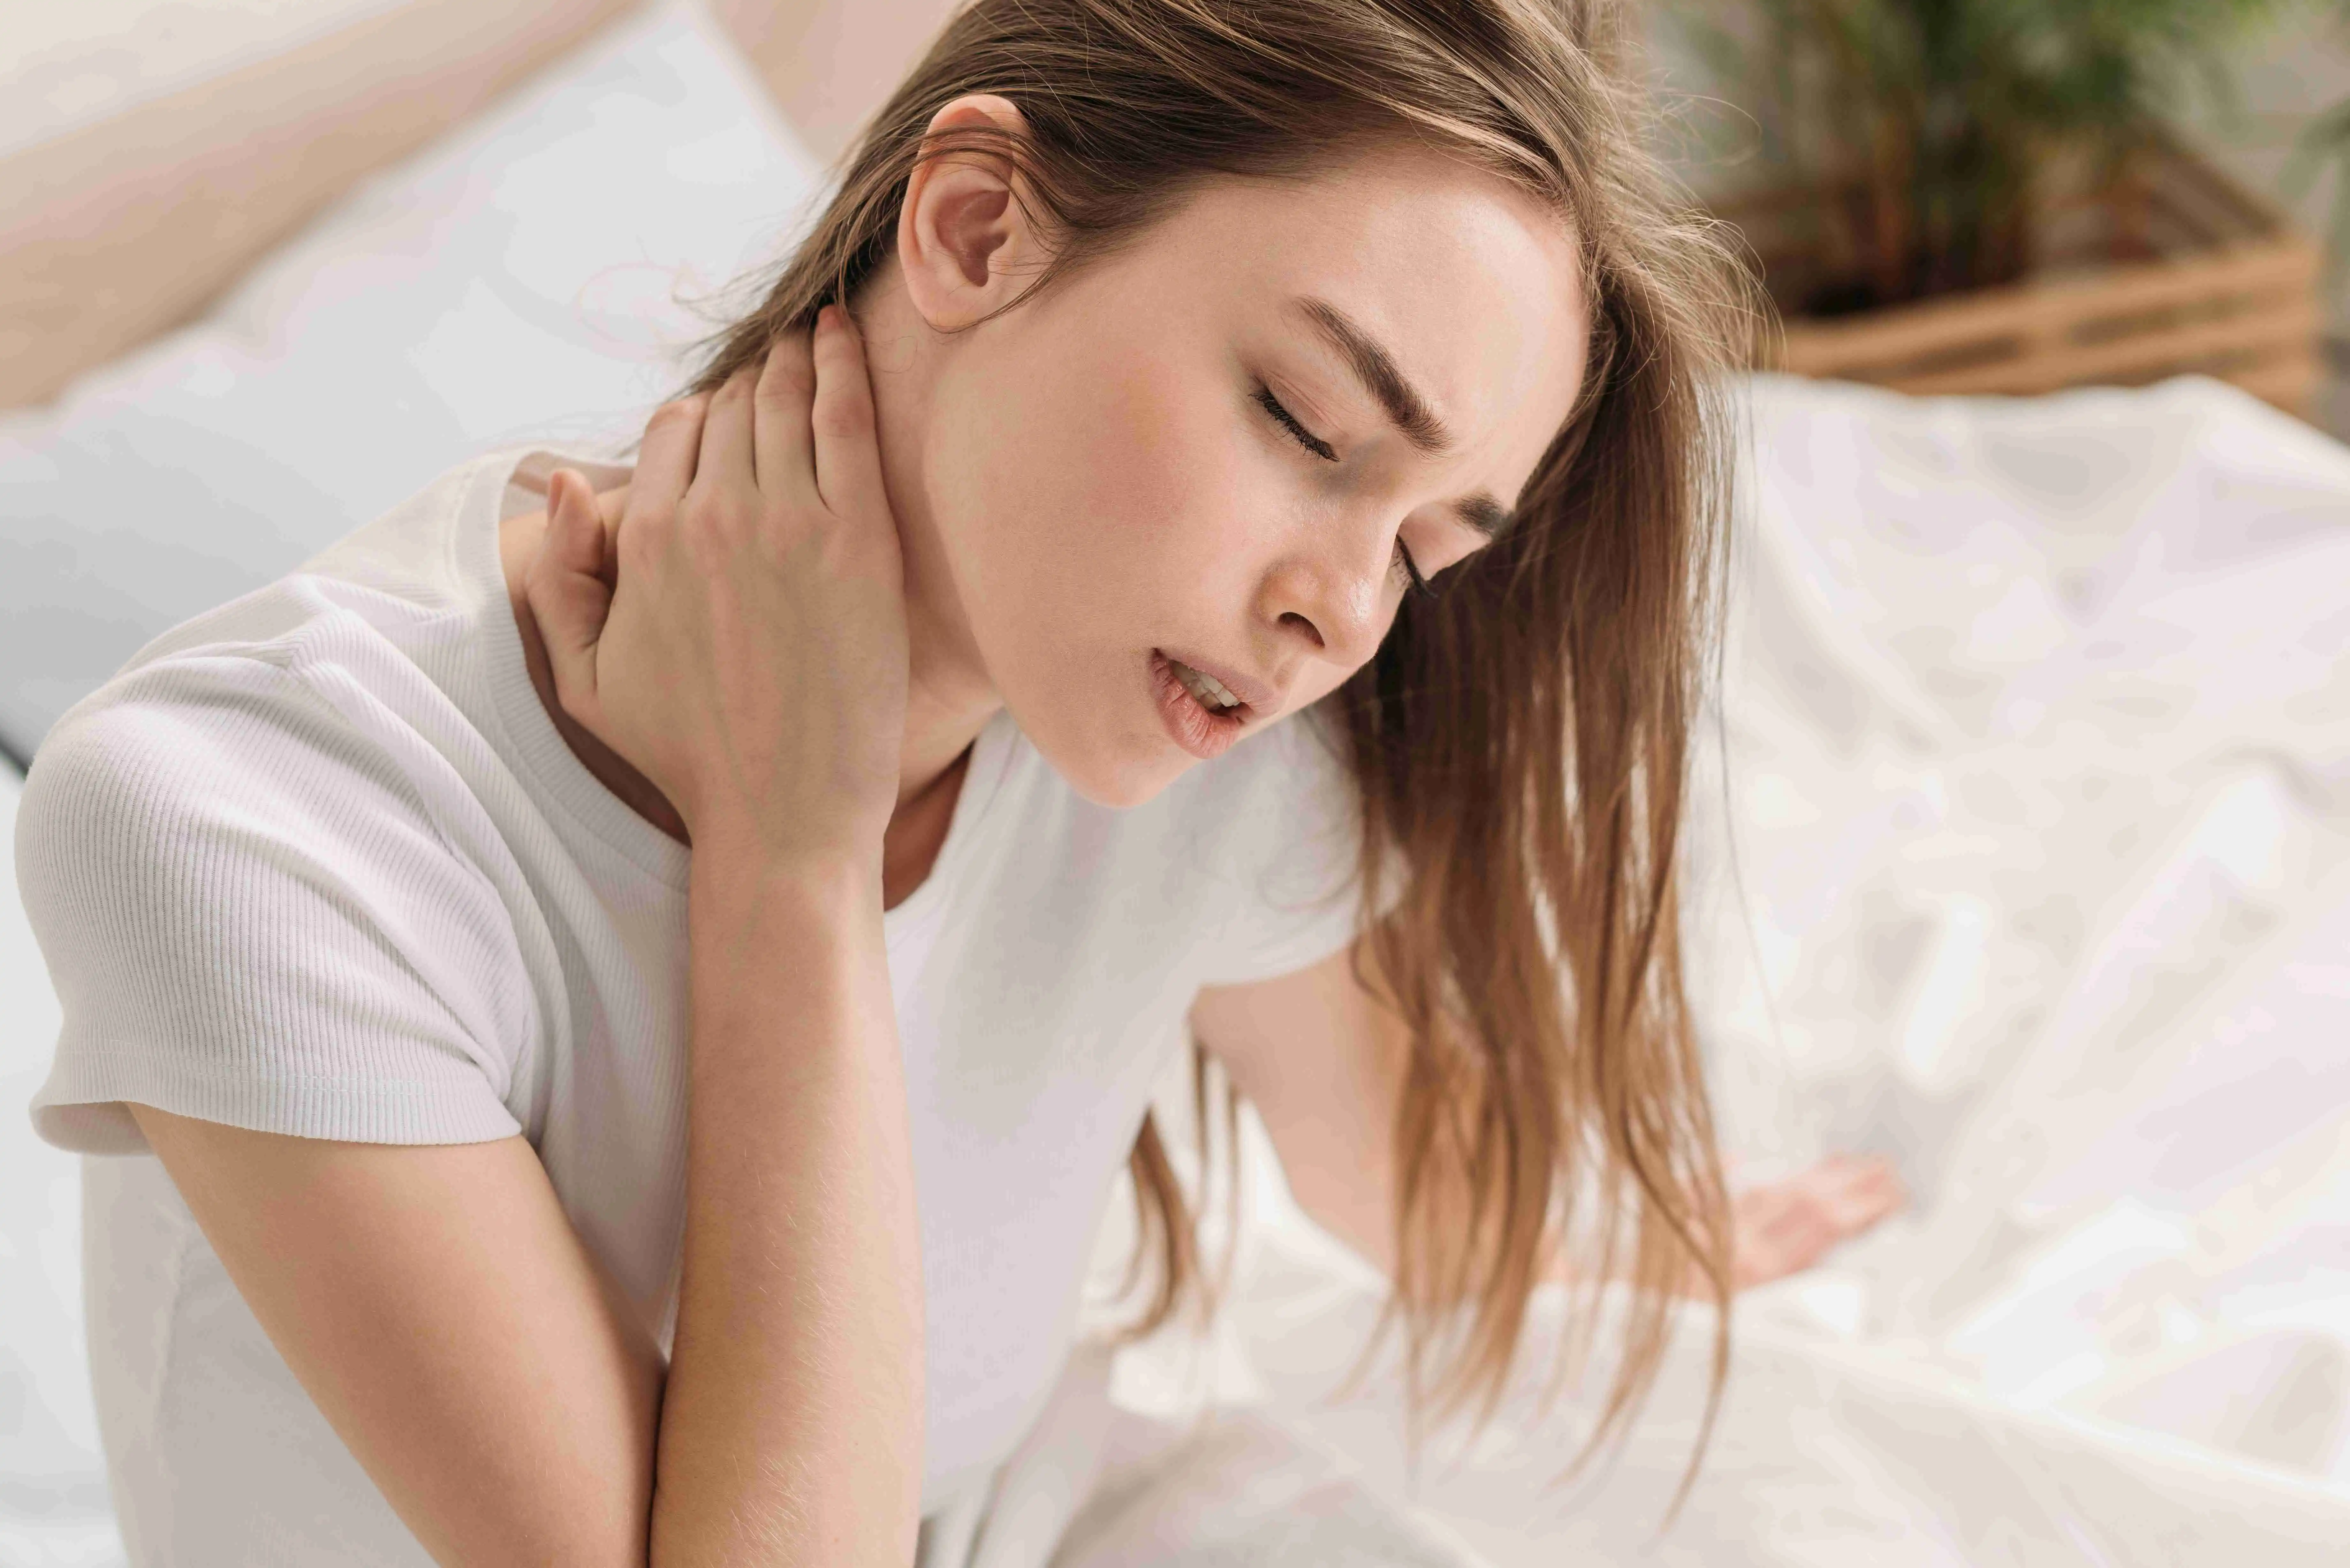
xmin=29 ymin=1046 xmax=524 ymax=1156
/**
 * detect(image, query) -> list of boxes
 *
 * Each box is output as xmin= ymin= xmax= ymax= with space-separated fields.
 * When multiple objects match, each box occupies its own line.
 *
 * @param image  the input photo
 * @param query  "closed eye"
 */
xmin=1252 ymin=382 xmax=1439 ymax=600
xmin=1252 ymin=384 xmax=1338 ymax=463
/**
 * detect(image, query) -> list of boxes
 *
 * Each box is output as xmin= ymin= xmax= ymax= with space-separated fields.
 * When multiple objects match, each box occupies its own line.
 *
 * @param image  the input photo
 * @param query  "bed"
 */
xmin=6 ymin=2 xmax=2350 ymax=1562
xmin=1092 ymin=371 xmax=2350 ymax=1565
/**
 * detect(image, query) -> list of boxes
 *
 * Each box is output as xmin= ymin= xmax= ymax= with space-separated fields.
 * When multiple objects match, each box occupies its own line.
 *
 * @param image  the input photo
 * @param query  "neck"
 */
xmin=496 ymin=260 xmax=997 ymax=861
xmin=860 ymin=258 xmax=1002 ymax=814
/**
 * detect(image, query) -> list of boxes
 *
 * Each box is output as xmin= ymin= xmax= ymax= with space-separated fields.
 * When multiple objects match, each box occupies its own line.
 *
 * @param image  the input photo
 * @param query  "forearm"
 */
xmin=650 ymin=855 xmax=925 ymax=1566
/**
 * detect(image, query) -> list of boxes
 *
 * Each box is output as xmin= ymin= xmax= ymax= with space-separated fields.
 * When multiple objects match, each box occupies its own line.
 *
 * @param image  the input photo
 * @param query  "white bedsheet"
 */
xmin=1063 ymin=371 xmax=2350 ymax=1565
xmin=7 ymin=370 xmax=2350 ymax=1564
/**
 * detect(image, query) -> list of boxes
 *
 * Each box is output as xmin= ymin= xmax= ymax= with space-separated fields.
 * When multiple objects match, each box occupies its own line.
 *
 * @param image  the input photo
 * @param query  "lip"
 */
xmin=1155 ymin=646 xmax=1277 ymax=714
xmin=1150 ymin=649 xmax=1250 ymax=761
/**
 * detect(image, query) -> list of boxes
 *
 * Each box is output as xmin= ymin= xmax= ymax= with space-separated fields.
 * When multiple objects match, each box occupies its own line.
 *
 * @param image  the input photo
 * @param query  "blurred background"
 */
xmin=6 ymin=0 xmax=2350 ymax=433
xmin=5 ymin=4 xmax=2350 ymax=1566
xmin=1644 ymin=0 xmax=2350 ymax=442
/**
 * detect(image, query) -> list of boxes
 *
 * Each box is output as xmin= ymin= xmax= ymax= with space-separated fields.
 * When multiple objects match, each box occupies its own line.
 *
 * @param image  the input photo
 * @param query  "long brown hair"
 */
xmin=685 ymin=0 xmax=1765 ymax=1501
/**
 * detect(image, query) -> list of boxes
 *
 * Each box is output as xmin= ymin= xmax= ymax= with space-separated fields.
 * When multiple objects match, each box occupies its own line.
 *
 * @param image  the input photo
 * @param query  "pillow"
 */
xmin=0 ymin=0 xmax=639 ymax=411
xmin=0 ymin=0 xmax=821 ymax=764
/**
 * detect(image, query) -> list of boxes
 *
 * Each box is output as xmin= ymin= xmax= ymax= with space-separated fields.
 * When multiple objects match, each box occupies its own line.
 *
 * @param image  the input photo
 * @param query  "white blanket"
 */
xmin=8 ymin=371 xmax=2350 ymax=1564
xmin=1050 ymin=371 xmax=2350 ymax=1566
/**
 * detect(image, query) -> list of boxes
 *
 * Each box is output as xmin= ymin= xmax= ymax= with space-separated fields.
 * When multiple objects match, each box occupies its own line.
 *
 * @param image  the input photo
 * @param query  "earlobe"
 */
xmin=897 ymin=94 xmax=1038 ymax=331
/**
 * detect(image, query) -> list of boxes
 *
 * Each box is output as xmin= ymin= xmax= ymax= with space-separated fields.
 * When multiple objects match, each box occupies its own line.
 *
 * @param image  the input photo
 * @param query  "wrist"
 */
xmin=686 ymin=798 xmax=885 ymax=870
xmin=687 ymin=833 xmax=885 ymax=919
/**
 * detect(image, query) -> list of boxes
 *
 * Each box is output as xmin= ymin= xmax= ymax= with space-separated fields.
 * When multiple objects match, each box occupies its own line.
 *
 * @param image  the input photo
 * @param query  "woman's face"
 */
xmin=907 ymin=143 xmax=1591 ymax=807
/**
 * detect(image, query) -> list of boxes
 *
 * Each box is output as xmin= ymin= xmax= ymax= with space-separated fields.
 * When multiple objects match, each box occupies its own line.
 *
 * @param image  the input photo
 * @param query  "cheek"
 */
xmin=977 ymin=351 xmax=1248 ymax=608
xmin=1286 ymin=656 xmax=1360 ymax=716
xmin=1067 ymin=358 xmax=1232 ymax=559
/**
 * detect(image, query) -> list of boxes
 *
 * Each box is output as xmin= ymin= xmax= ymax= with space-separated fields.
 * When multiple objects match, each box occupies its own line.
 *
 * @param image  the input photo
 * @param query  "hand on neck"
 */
xmin=490 ymin=259 xmax=1004 ymax=868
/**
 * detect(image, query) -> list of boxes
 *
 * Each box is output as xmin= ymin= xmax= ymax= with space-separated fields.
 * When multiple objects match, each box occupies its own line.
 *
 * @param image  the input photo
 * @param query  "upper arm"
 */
xmin=21 ymin=674 xmax=530 ymax=1154
xmin=32 ymin=672 xmax=664 ymax=1558
xmin=131 ymin=1104 xmax=665 ymax=1568
xmin=1192 ymin=941 xmax=1580 ymax=1290
xmin=1189 ymin=937 xmax=1407 ymax=1274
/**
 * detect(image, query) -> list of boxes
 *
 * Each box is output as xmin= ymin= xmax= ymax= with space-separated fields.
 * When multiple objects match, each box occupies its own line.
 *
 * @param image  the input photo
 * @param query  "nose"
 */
xmin=1258 ymin=511 xmax=1394 ymax=670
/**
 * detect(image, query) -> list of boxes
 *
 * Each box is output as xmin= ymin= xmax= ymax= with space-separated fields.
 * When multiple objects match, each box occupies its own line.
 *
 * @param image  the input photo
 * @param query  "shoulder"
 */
xmin=18 ymin=652 xmax=519 ymax=987
xmin=17 ymin=630 xmax=544 ymax=984
xmin=20 ymin=661 xmax=535 ymax=1154
xmin=27 ymin=648 xmax=437 ymax=854
xmin=27 ymin=443 xmax=575 ymax=856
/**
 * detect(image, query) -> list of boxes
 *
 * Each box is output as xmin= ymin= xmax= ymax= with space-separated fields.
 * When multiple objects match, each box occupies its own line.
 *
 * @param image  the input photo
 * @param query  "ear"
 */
xmin=896 ymin=94 xmax=1042 ymax=331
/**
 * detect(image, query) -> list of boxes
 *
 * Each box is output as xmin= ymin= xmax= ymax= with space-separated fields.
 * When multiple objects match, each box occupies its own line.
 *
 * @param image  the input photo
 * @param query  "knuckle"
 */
xmin=812 ymin=393 xmax=872 ymax=443
xmin=681 ymin=489 xmax=750 ymax=544
xmin=755 ymin=366 xmax=812 ymax=408
xmin=761 ymin=342 xmax=815 ymax=390
xmin=812 ymin=335 xmax=860 ymax=378
xmin=616 ymin=518 xmax=657 ymax=578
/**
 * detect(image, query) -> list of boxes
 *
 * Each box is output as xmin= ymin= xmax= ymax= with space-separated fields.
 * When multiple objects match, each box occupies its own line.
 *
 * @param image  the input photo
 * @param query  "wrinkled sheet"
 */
xmin=9 ymin=371 xmax=2350 ymax=1564
xmin=1063 ymin=372 xmax=2350 ymax=1566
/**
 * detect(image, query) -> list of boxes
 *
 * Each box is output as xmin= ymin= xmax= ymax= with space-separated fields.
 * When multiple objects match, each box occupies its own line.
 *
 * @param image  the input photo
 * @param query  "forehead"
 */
xmin=1146 ymin=143 xmax=1590 ymax=479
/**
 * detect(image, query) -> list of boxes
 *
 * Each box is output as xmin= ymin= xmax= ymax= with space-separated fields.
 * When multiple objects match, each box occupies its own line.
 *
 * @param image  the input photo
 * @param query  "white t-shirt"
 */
xmin=17 ymin=445 xmax=1372 ymax=1566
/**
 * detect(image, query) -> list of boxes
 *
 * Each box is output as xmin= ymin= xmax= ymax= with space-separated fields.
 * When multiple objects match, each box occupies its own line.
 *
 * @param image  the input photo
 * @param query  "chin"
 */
xmin=1013 ymin=706 xmax=1192 ymax=810
xmin=1047 ymin=744 xmax=1190 ymax=811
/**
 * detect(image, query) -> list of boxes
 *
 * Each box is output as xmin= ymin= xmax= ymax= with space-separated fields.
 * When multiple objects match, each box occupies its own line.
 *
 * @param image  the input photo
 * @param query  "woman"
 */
xmin=20 ymin=1 xmax=1902 ymax=1563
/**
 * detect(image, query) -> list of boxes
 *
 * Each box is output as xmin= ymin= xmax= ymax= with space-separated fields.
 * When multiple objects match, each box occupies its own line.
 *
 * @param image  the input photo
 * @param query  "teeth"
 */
xmin=1171 ymin=659 xmax=1241 ymax=711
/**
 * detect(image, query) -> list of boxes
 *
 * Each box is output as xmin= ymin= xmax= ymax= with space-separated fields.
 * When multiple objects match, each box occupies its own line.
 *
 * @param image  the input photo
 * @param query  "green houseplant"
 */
xmin=1664 ymin=0 xmax=2311 ymax=318
xmin=2281 ymin=3 xmax=2350 ymax=293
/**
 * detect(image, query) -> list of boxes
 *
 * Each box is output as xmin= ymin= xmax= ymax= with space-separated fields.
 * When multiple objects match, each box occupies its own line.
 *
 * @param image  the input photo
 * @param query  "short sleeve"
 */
xmin=17 ymin=658 xmax=531 ymax=1155
xmin=1193 ymin=706 xmax=1404 ymax=989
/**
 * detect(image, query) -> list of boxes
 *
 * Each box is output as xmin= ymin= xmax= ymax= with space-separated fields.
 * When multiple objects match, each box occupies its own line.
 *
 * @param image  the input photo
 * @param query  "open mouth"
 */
xmin=1150 ymin=649 xmax=1249 ymax=760
xmin=1169 ymin=657 xmax=1244 ymax=715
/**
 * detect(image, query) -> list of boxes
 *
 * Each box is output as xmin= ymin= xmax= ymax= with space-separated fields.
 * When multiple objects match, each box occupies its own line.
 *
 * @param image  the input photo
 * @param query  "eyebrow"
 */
xmin=1291 ymin=296 xmax=1513 ymax=540
xmin=1295 ymin=297 xmax=1451 ymax=456
xmin=1453 ymin=494 xmax=1511 ymax=539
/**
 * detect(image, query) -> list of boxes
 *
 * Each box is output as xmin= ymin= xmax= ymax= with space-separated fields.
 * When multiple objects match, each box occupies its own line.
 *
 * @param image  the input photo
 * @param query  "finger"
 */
xmin=1772 ymin=1182 xmax=1895 ymax=1261
xmin=1733 ymin=1184 xmax=1799 ymax=1228
xmin=751 ymin=328 xmax=818 ymax=500
xmin=694 ymin=363 xmax=760 ymax=505
xmin=588 ymin=483 xmax=625 ymax=594
xmin=1817 ymin=1157 xmax=1906 ymax=1211
xmin=807 ymin=304 xmax=890 ymax=521
xmin=1791 ymin=1165 xmax=1902 ymax=1233
xmin=633 ymin=395 xmax=709 ymax=517
xmin=1827 ymin=1174 xmax=1906 ymax=1231
xmin=1808 ymin=1155 xmax=1904 ymax=1204
xmin=1760 ymin=1200 xmax=1831 ymax=1252
xmin=525 ymin=469 xmax=613 ymax=717
xmin=1754 ymin=1210 xmax=1837 ymax=1278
